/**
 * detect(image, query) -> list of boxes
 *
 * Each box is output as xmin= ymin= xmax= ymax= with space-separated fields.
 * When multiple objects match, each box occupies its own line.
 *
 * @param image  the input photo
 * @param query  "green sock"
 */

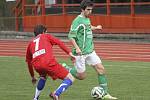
xmin=98 ymin=74 xmax=108 ymax=94
xmin=70 ymin=67 xmax=77 ymax=78
xmin=61 ymin=63 xmax=77 ymax=78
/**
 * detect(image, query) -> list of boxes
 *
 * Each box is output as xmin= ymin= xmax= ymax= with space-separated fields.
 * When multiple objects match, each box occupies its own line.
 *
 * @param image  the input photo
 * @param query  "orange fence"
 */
xmin=15 ymin=0 xmax=150 ymax=33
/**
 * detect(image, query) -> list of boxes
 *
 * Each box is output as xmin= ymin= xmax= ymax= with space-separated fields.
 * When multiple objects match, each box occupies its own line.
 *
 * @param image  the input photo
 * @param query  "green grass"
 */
xmin=0 ymin=56 xmax=150 ymax=100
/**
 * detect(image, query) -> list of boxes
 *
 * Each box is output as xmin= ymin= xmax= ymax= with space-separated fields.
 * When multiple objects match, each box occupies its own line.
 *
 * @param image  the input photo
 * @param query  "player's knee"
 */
xmin=78 ymin=76 xmax=86 ymax=80
xmin=40 ymin=76 xmax=47 ymax=79
xmin=77 ymin=73 xmax=86 ymax=80
xmin=94 ymin=64 xmax=106 ymax=74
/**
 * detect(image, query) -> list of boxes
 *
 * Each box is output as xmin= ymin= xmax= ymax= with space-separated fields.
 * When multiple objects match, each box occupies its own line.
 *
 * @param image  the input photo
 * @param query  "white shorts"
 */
xmin=74 ymin=51 xmax=102 ymax=73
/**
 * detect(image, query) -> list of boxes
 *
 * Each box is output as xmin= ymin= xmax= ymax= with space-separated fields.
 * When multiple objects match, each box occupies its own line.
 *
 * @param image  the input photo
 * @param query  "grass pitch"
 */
xmin=0 ymin=56 xmax=150 ymax=100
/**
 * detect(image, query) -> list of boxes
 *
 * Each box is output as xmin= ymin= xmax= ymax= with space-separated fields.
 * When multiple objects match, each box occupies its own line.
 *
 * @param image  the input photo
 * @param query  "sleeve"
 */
xmin=26 ymin=43 xmax=34 ymax=77
xmin=68 ymin=19 xmax=79 ymax=39
xmin=47 ymin=34 xmax=70 ymax=55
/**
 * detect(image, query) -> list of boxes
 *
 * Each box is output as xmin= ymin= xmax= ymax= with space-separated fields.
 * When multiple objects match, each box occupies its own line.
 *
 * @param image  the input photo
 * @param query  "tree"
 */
xmin=0 ymin=0 xmax=6 ymax=16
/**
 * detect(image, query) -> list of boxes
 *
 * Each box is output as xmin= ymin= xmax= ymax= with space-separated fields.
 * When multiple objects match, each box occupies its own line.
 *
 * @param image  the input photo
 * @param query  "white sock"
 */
xmin=34 ymin=88 xmax=41 ymax=99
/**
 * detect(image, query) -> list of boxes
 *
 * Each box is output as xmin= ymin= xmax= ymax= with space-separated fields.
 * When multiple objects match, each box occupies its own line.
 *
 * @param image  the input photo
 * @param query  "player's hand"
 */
xmin=69 ymin=52 xmax=75 ymax=58
xmin=71 ymin=57 xmax=75 ymax=63
xmin=31 ymin=77 xmax=37 ymax=85
xmin=69 ymin=52 xmax=76 ymax=63
xmin=96 ymin=25 xmax=102 ymax=30
xmin=76 ymin=48 xmax=82 ymax=55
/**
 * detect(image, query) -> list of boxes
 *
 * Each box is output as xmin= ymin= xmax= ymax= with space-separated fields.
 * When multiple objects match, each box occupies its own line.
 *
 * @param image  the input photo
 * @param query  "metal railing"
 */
xmin=13 ymin=0 xmax=150 ymax=32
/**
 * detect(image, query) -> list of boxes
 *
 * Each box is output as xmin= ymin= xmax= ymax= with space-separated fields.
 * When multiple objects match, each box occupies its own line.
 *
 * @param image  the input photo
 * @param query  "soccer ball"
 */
xmin=91 ymin=86 xmax=105 ymax=99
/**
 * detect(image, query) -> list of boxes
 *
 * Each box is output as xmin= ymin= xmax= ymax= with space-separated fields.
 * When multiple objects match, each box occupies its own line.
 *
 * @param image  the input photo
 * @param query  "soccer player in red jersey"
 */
xmin=26 ymin=25 xmax=75 ymax=100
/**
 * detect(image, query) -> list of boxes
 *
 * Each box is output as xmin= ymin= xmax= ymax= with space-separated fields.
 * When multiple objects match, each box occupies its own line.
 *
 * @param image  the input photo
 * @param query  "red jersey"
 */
xmin=26 ymin=33 xmax=70 ymax=77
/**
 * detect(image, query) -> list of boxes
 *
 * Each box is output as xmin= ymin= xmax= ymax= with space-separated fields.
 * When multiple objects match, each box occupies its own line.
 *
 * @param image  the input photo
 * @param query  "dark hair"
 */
xmin=80 ymin=0 xmax=93 ymax=10
xmin=34 ymin=24 xmax=47 ymax=36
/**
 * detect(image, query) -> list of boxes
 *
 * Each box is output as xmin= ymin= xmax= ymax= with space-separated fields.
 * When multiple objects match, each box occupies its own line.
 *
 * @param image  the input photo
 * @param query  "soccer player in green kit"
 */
xmin=66 ymin=0 xmax=117 ymax=99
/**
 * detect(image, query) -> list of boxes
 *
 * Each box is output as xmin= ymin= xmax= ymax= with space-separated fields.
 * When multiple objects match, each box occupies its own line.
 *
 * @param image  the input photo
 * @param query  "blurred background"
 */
xmin=0 ymin=0 xmax=150 ymax=32
xmin=0 ymin=0 xmax=150 ymax=41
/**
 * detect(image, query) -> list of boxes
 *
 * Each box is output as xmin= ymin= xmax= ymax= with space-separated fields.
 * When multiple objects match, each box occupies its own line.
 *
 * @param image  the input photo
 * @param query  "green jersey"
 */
xmin=68 ymin=15 xmax=94 ymax=55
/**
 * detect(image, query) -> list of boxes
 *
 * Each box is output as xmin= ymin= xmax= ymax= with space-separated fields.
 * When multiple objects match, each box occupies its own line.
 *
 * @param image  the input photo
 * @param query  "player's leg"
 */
xmin=62 ymin=63 xmax=77 ymax=78
xmin=49 ymin=64 xmax=75 ymax=99
xmin=94 ymin=64 xmax=117 ymax=99
xmin=87 ymin=51 xmax=117 ymax=99
xmin=52 ymin=73 xmax=75 ymax=97
xmin=94 ymin=63 xmax=108 ymax=94
xmin=33 ymin=76 xmax=47 ymax=100
xmin=63 ymin=55 xmax=87 ymax=80
xmin=86 ymin=51 xmax=108 ymax=93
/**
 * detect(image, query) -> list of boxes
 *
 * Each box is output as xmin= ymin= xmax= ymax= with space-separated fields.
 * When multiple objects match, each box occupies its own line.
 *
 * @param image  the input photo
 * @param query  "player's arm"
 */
xmin=68 ymin=22 xmax=82 ymax=55
xmin=26 ymin=44 xmax=37 ymax=84
xmin=48 ymin=35 xmax=75 ymax=58
xmin=47 ymin=34 xmax=71 ymax=55
xmin=91 ymin=25 xmax=102 ymax=30
xmin=26 ymin=61 xmax=37 ymax=84
xmin=69 ymin=38 xmax=81 ymax=55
